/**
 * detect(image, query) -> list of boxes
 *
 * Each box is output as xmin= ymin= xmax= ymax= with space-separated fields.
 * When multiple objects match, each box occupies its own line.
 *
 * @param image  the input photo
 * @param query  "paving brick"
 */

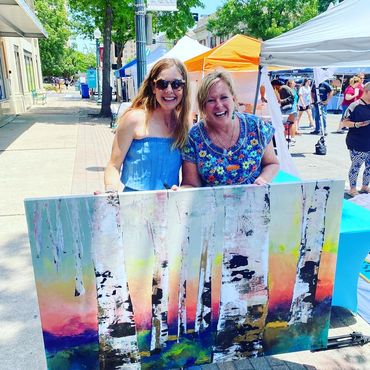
xmin=248 ymin=356 xmax=270 ymax=369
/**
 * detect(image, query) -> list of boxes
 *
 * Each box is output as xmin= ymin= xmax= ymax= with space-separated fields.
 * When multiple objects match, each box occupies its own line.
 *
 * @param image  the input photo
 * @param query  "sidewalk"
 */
xmin=0 ymin=91 xmax=369 ymax=370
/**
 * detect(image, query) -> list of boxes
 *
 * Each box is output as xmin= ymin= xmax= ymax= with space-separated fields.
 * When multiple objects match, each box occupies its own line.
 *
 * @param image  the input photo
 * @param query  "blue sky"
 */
xmin=192 ymin=0 xmax=225 ymax=15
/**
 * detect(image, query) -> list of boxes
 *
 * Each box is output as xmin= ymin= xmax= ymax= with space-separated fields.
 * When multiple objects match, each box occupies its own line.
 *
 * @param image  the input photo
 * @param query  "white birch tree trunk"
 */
xmin=213 ymin=186 xmax=270 ymax=362
xmin=91 ymin=193 xmax=140 ymax=369
xmin=44 ymin=200 xmax=64 ymax=270
xmin=177 ymin=226 xmax=188 ymax=339
xmin=69 ymin=201 xmax=86 ymax=297
xmin=289 ymin=183 xmax=331 ymax=325
xmin=149 ymin=193 xmax=169 ymax=352
xmin=32 ymin=201 xmax=44 ymax=258
xmin=195 ymin=190 xmax=217 ymax=333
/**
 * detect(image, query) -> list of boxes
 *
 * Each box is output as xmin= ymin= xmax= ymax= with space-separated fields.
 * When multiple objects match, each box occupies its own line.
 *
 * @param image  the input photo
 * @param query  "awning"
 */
xmin=0 ymin=0 xmax=47 ymax=38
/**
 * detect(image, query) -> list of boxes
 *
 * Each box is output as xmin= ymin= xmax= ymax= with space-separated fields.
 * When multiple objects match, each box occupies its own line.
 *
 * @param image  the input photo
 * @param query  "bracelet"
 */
xmin=105 ymin=185 xmax=117 ymax=192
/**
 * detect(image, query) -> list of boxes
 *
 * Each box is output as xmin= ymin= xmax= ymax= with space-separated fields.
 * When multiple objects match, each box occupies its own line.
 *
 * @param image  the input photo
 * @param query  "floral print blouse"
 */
xmin=182 ymin=112 xmax=274 ymax=187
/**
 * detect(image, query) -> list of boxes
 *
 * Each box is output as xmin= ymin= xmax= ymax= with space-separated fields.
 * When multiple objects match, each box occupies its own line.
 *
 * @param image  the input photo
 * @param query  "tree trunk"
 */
xmin=116 ymin=42 xmax=125 ymax=69
xmin=288 ymin=182 xmax=330 ymax=325
xmin=100 ymin=1 xmax=113 ymax=117
xmin=149 ymin=192 xmax=169 ymax=352
xmin=214 ymin=187 xmax=270 ymax=361
xmin=92 ymin=193 xmax=140 ymax=368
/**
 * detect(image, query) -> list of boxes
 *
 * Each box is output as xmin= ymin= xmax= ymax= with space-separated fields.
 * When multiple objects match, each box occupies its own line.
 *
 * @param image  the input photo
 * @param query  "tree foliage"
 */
xmin=35 ymin=0 xmax=97 ymax=77
xmin=207 ymin=0 xmax=319 ymax=41
xmin=34 ymin=0 xmax=70 ymax=76
xmin=318 ymin=0 xmax=344 ymax=12
xmin=68 ymin=0 xmax=203 ymax=116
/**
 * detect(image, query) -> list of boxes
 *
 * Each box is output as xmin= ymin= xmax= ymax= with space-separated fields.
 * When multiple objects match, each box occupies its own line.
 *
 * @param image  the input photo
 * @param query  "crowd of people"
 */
xmin=104 ymin=58 xmax=369 ymax=198
xmin=51 ymin=76 xmax=74 ymax=92
xmin=272 ymin=71 xmax=369 ymax=197
xmin=272 ymin=76 xmax=334 ymax=145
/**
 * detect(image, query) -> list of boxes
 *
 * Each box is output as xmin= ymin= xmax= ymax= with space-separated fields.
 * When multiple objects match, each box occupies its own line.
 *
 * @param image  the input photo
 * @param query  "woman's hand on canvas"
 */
xmin=254 ymin=176 xmax=268 ymax=185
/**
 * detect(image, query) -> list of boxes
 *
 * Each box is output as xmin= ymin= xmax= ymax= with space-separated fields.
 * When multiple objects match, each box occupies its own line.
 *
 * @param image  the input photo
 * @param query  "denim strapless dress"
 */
xmin=120 ymin=137 xmax=181 ymax=191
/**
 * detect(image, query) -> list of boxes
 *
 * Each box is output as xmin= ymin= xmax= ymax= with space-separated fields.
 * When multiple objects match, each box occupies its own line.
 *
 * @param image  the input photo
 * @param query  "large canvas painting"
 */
xmin=24 ymin=180 xmax=344 ymax=369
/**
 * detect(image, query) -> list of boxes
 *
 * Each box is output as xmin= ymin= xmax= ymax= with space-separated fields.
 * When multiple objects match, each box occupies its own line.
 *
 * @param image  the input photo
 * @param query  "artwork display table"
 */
xmin=332 ymin=200 xmax=370 ymax=311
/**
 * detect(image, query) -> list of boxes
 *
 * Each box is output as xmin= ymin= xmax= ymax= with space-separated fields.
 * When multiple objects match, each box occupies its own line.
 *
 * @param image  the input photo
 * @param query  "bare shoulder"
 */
xmin=116 ymin=108 xmax=146 ymax=136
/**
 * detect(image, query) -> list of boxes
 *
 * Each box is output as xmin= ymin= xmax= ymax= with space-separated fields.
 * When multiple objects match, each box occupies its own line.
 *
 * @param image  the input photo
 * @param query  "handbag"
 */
xmin=315 ymin=136 xmax=327 ymax=155
xmin=281 ymin=103 xmax=293 ymax=111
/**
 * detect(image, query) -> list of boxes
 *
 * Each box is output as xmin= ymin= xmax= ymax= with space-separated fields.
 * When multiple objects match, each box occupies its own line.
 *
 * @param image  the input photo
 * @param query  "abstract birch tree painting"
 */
xmin=25 ymin=180 xmax=344 ymax=369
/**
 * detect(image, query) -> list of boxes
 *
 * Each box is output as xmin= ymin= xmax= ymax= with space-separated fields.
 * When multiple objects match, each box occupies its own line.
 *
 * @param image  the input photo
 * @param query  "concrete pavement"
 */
xmin=0 ymin=90 xmax=369 ymax=369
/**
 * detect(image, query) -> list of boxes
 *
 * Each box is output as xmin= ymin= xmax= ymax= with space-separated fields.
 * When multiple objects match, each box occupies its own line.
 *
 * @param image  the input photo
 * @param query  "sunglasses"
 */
xmin=154 ymin=79 xmax=185 ymax=90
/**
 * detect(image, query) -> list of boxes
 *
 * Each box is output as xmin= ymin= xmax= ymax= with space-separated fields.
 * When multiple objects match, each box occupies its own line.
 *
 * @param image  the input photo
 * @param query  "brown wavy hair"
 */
xmin=128 ymin=58 xmax=190 ymax=149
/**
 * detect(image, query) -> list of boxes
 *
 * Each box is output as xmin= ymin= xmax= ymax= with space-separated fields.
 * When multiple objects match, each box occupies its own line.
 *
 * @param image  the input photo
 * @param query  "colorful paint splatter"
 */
xmin=24 ymin=181 xmax=343 ymax=369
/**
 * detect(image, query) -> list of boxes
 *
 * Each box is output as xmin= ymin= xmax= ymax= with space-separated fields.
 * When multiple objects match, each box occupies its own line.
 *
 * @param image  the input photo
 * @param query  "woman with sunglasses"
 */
xmin=104 ymin=58 xmax=190 ymax=192
xmin=181 ymin=70 xmax=279 ymax=188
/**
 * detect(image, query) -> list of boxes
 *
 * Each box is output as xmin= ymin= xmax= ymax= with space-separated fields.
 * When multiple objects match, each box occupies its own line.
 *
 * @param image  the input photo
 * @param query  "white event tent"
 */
xmin=260 ymin=0 xmax=370 ymax=68
xmin=147 ymin=35 xmax=210 ymax=70
xmin=256 ymin=0 xmax=370 ymax=175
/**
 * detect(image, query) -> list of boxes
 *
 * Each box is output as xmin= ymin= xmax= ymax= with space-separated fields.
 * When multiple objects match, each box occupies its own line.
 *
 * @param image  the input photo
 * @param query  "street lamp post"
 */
xmin=93 ymin=28 xmax=102 ymax=103
xmin=135 ymin=0 xmax=146 ymax=88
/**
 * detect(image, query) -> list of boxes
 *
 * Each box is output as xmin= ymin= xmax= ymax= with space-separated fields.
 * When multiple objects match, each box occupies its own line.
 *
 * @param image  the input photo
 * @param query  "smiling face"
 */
xmin=152 ymin=65 xmax=184 ymax=111
xmin=203 ymin=79 xmax=235 ymax=126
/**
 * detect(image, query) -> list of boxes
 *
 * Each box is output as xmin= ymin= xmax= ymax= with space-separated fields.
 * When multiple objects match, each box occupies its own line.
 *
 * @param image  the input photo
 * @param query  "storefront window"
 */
xmin=0 ymin=49 xmax=6 ymax=100
xmin=24 ymin=51 xmax=36 ymax=92
xmin=14 ymin=45 xmax=24 ymax=94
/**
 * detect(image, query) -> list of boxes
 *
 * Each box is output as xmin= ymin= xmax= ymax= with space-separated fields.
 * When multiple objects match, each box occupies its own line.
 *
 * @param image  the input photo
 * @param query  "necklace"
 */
xmin=208 ymin=118 xmax=236 ymax=155
xmin=200 ymin=116 xmax=247 ymax=156
xmin=214 ymin=121 xmax=236 ymax=153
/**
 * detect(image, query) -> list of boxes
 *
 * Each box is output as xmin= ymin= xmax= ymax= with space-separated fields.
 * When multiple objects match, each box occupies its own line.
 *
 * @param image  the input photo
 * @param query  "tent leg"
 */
xmin=253 ymin=65 xmax=263 ymax=115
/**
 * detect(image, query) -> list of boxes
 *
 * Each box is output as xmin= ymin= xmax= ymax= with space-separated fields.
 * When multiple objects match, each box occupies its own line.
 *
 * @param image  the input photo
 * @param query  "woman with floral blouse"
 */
xmin=181 ymin=70 xmax=279 ymax=187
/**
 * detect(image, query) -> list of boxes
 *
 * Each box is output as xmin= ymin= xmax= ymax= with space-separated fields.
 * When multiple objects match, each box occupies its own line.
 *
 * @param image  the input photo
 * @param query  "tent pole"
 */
xmin=253 ymin=65 xmax=263 ymax=114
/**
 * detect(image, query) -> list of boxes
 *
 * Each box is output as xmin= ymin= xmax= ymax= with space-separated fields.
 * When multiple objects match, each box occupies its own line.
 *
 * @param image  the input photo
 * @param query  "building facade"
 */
xmin=192 ymin=15 xmax=227 ymax=49
xmin=0 ymin=0 xmax=47 ymax=124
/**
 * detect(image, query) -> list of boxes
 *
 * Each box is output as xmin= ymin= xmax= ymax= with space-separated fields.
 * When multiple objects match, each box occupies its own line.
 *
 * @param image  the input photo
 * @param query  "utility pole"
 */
xmin=135 ymin=0 xmax=146 ymax=88
xmin=93 ymin=28 xmax=102 ymax=103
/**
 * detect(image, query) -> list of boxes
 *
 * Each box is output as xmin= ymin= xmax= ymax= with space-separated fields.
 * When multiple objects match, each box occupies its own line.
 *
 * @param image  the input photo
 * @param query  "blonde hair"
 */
xmin=287 ymin=79 xmax=295 ymax=88
xmin=350 ymin=76 xmax=361 ymax=86
xmin=128 ymin=58 xmax=190 ymax=148
xmin=197 ymin=70 xmax=237 ymax=117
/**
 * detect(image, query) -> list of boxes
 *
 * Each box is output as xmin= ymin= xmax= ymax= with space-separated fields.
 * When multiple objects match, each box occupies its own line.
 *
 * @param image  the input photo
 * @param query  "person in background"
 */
xmin=311 ymin=80 xmax=333 ymax=135
xmin=104 ymin=58 xmax=191 ymax=192
xmin=286 ymin=79 xmax=300 ymax=137
xmin=297 ymin=78 xmax=314 ymax=130
xmin=181 ymin=70 xmax=279 ymax=188
xmin=337 ymin=76 xmax=362 ymax=133
xmin=272 ymin=79 xmax=298 ymax=145
xmin=342 ymin=82 xmax=370 ymax=197
xmin=357 ymin=72 xmax=365 ymax=97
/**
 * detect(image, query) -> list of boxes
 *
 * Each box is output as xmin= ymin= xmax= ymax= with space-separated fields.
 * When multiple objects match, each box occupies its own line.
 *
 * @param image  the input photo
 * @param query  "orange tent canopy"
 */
xmin=185 ymin=34 xmax=285 ymax=72
xmin=185 ymin=34 xmax=262 ymax=72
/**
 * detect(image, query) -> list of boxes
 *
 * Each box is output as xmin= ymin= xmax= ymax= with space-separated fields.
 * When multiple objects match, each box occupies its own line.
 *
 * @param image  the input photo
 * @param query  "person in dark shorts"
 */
xmin=342 ymin=82 xmax=370 ymax=197
xmin=297 ymin=78 xmax=314 ymax=130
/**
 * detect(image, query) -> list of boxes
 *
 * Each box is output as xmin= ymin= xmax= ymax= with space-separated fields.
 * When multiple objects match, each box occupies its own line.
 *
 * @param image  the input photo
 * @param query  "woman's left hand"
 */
xmin=254 ymin=176 xmax=268 ymax=185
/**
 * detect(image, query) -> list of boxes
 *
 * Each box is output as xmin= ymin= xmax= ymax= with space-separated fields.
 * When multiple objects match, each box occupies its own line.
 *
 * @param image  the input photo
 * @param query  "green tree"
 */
xmin=35 ymin=0 xmax=95 ymax=78
xmin=318 ymin=0 xmax=343 ymax=12
xmin=34 ymin=0 xmax=71 ymax=76
xmin=62 ymin=49 xmax=96 ymax=77
xmin=69 ymin=0 xmax=203 ymax=117
xmin=207 ymin=0 xmax=318 ymax=41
